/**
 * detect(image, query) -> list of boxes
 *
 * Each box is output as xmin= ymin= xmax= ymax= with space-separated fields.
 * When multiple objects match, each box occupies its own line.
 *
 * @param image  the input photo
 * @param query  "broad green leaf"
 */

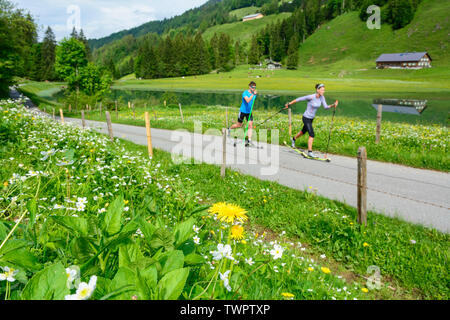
xmin=140 ymin=265 xmax=157 ymax=289
xmin=135 ymin=268 xmax=151 ymax=300
xmin=119 ymin=243 xmax=144 ymax=268
xmin=160 ymin=250 xmax=184 ymax=277
xmin=156 ymin=267 xmax=190 ymax=300
xmin=21 ymin=262 xmax=69 ymax=300
xmin=110 ymin=267 xmax=138 ymax=300
xmin=174 ymin=218 xmax=195 ymax=248
xmin=0 ymin=221 xmax=10 ymax=241
xmin=136 ymin=216 xmax=157 ymax=246
xmin=26 ymin=199 xmax=37 ymax=228
xmin=184 ymin=253 xmax=205 ymax=266
xmin=50 ymin=216 xmax=89 ymax=237
xmin=70 ymin=237 xmax=95 ymax=262
xmin=150 ymin=228 xmax=175 ymax=252
xmin=0 ymin=240 xmax=41 ymax=271
xmin=101 ymin=195 xmax=124 ymax=237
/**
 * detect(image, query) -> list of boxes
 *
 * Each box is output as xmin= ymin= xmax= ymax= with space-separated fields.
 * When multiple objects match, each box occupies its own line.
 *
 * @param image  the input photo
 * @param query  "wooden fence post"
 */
xmin=226 ymin=107 xmax=228 ymax=128
xmin=376 ymin=104 xmax=382 ymax=144
xmin=221 ymin=128 xmax=227 ymax=178
xmin=179 ymin=103 xmax=184 ymax=123
xmin=59 ymin=109 xmax=64 ymax=124
xmin=81 ymin=110 xmax=86 ymax=129
xmin=357 ymin=147 xmax=367 ymax=226
xmin=128 ymin=101 xmax=131 ymax=109
xmin=68 ymin=104 xmax=71 ymax=112
xmin=105 ymin=111 xmax=114 ymax=142
xmin=288 ymin=108 xmax=292 ymax=136
xmin=145 ymin=112 xmax=153 ymax=158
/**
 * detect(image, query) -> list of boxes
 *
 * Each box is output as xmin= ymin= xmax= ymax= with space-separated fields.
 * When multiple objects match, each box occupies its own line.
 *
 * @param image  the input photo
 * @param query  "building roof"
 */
xmin=243 ymin=13 xmax=263 ymax=19
xmin=376 ymin=52 xmax=431 ymax=63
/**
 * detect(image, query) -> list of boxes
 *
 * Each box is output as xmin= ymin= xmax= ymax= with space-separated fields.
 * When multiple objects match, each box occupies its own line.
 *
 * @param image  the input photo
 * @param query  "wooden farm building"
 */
xmin=243 ymin=13 xmax=264 ymax=22
xmin=376 ymin=52 xmax=432 ymax=69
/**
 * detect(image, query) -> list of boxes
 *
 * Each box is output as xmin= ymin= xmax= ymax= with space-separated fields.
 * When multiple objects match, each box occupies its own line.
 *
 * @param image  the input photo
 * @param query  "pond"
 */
xmin=107 ymin=89 xmax=449 ymax=126
xmin=53 ymin=88 xmax=448 ymax=126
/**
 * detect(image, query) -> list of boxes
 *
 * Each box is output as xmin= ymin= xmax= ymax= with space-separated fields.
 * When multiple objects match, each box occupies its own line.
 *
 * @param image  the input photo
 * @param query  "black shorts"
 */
xmin=301 ymin=116 xmax=315 ymax=138
xmin=238 ymin=112 xmax=254 ymax=123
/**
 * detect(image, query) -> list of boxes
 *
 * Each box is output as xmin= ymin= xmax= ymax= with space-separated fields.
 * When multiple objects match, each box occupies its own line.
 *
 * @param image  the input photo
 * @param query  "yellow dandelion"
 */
xmin=308 ymin=267 xmax=314 ymax=272
xmin=363 ymin=242 xmax=370 ymax=247
xmin=241 ymin=240 xmax=247 ymax=245
xmin=124 ymin=200 xmax=129 ymax=205
xmin=209 ymin=202 xmax=248 ymax=224
xmin=90 ymin=149 xmax=95 ymax=153
xmin=3 ymin=181 xmax=8 ymax=187
xmin=321 ymin=267 xmax=331 ymax=274
xmin=281 ymin=292 xmax=294 ymax=300
xmin=230 ymin=225 xmax=245 ymax=240
xmin=210 ymin=230 xmax=215 ymax=236
xmin=362 ymin=288 xmax=369 ymax=293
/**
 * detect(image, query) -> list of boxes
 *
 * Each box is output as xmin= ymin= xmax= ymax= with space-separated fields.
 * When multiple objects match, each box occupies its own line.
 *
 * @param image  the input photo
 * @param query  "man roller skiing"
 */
xmin=228 ymin=81 xmax=258 ymax=147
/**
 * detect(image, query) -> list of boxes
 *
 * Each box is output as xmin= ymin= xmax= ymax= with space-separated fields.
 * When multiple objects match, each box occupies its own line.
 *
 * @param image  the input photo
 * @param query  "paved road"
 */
xmin=17 ymin=94 xmax=449 ymax=233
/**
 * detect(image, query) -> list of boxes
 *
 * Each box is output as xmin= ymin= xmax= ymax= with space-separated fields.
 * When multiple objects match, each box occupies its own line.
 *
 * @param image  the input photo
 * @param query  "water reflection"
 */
xmin=372 ymin=99 xmax=428 ymax=115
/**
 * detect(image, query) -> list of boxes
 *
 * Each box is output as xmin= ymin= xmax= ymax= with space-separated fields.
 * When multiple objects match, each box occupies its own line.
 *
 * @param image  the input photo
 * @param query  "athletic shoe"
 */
xmin=291 ymin=137 xmax=296 ymax=148
xmin=307 ymin=151 xmax=318 ymax=158
xmin=245 ymin=140 xmax=255 ymax=147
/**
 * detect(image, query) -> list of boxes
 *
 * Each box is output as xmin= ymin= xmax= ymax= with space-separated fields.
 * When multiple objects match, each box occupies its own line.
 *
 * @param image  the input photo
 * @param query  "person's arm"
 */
xmin=244 ymin=90 xmax=257 ymax=103
xmin=284 ymin=95 xmax=311 ymax=109
xmin=322 ymin=96 xmax=338 ymax=109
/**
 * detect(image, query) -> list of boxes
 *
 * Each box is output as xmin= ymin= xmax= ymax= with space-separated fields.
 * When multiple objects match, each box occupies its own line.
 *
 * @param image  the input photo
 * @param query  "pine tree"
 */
xmin=70 ymin=27 xmax=78 ymax=39
xmin=386 ymin=0 xmax=414 ymax=30
xmin=248 ymin=35 xmax=260 ymax=65
xmin=79 ymin=29 xmax=92 ymax=61
xmin=287 ymin=35 xmax=300 ymax=70
xmin=41 ymin=26 xmax=57 ymax=80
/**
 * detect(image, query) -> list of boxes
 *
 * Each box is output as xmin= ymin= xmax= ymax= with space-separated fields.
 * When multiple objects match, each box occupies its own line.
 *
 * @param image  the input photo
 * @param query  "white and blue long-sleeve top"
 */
xmin=295 ymin=94 xmax=330 ymax=119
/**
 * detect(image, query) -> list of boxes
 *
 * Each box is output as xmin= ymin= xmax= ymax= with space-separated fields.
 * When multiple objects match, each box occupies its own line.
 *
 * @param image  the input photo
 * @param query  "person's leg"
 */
xmin=247 ymin=121 xmax=254 ymax=140
xmin=230 ymin=122 xmax=243 ymax=129
xmin=305 ymin=119 xmax=317 ymax=157
xmin=294 ymin=130 xmax=304 ymax=140
xmin=308 ymin=136 xmax=314 ymax=152
xmin=292 ymin=117 xmax=307 ymax=145
xmin=230 ymin=112 xmax=245 ymax=130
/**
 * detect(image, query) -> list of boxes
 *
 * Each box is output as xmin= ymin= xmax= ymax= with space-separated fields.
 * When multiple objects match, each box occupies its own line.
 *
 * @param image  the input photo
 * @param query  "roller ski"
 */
xmin=283 ymin=141 xmax=331 ymax=162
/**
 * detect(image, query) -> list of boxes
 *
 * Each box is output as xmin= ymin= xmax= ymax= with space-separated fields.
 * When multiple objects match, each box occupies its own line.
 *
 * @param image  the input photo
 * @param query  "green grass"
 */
xmin=202 ymin=12 xmax=292 ymax=43
xmin=16 ymin=80 xmax=64 ymax=110
xmin=112 ymin=63 xmax=450 ymax=95
xmin=229 ymin=6 xmax=261 ymax=20
xmin=299 ymin=0 xmax=450 ymax=69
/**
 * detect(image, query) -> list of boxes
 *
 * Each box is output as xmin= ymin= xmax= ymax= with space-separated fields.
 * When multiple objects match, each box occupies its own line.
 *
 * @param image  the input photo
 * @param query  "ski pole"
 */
xmin=256 ymin=107 xmax=286 ymax=127
xmin=325 ymin=107 xmax=336 ymax=158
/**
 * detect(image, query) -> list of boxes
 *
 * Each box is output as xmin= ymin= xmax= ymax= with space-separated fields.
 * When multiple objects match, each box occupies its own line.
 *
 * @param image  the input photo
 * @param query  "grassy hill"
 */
xmin=298 ymin=0 xmax=450 ymax=70
xmin=203 ymin=12 xmax=292 ymax=42
xmin=229 ymin=6 xmax=261 ymax=20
